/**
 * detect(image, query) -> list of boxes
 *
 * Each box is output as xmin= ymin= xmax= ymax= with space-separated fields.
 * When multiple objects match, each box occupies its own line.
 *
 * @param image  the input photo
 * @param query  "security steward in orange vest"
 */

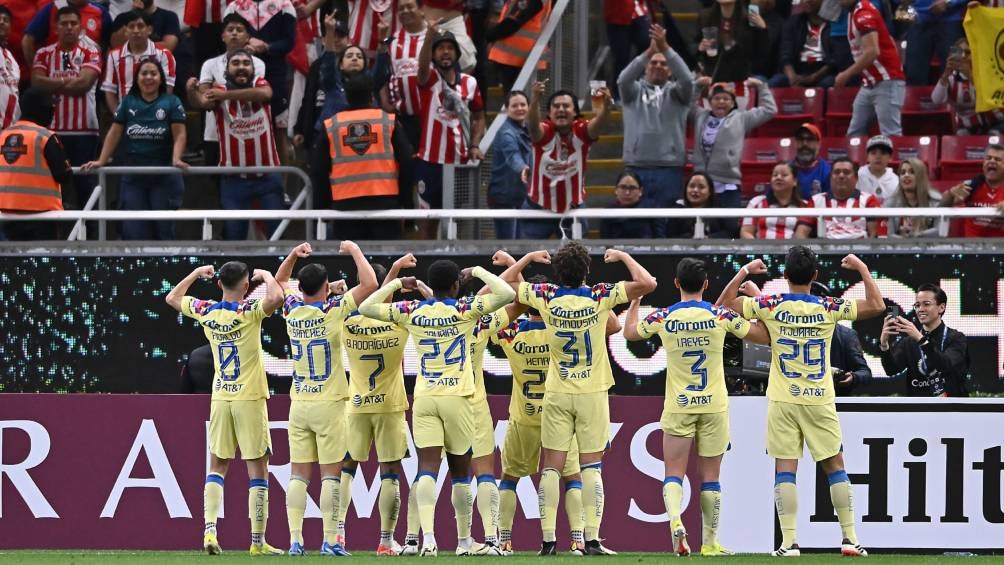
xmin=487 ymin=0 xmax=550 ymax=95
xmin=0 ymin=87 xmax=74 ymax=241
xmin=310 ymin=72 xmax=413 ymax=240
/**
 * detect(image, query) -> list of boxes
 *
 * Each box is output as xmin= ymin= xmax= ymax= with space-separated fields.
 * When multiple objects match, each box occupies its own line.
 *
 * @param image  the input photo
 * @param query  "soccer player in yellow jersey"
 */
xmin=359 ymin=259 xmax=516 ymax=556
xmin=512 ymin=241 xmax=657 ymax=556
xmin=624 ymin=258 xmax=768 ymax=557
xmin=717 ymin=246 xmax=885 ymax=557
xmin=273 ymin=241 xmax=377 ymax=556
xmin=165 ymin=261 xmax=285 ymax=556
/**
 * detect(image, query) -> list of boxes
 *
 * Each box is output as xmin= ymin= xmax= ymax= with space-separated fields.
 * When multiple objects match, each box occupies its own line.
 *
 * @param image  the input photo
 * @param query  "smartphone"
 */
xmin=885 ymin=303 xmax=902 ymax=319
xmin=748 ymin=4 xmax=760 ymax=15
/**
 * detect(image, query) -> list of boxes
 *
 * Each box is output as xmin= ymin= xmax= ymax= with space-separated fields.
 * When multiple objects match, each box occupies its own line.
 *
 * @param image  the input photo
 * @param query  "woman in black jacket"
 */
xmin=666 ymin=172 xmax=740 ymax=238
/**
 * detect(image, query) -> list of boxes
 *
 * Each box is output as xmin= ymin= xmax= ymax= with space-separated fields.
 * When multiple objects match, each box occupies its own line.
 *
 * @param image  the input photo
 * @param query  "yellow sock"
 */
xmin=564 ymin=480 xmax=584 ymax=544
xmin=538 ymin=468 xmax=560 ymax=543
xmin=774 ymin=473 xmax=798 ymax=548
xmin=415 ymin=472 xmax=437 ymax=535
xmin=475 ymin=475 xmax=499 ymax=543
xmin=452 ymin=478 xmax=473 ymax=541
xmin=581 ymin=464 xmax=604 ymax=542
xmin=662 ymin=476 xmax=684 ymax=524
xmin=700 ymin=482 xmax=722 ymax=547
xmin=338 ymin=468 xmax=355 ymax=530
xmin=406 ymin=485 xmax=421 ymax=539
xmin=498 ymin=480 xmax=517 ymax=545
xmin=286 ymin=476 xmax=308 ymax=545
xmin=828 ymin=471 xmax=858 ymax=544
xmin=203 ymin=474 xmax=224 ymax=533
xmin=320 ymin=475 xmax=340 ymax=544
xmin=379 ymin=474 xmax=401 ymax=542
xmin=248 ymin=479 xmax=268 ymax=546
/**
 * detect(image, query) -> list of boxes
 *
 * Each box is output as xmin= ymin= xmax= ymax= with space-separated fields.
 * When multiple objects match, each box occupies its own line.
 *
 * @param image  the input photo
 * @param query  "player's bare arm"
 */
xmin=715 ymin=259 xmax=767 ymax=312
xmin=623 ymin=298 xmax=643 ymax=341
xmin=841 ymin=254 xmax=885 ymax=319
xmin=605 ymin=311 xmax=622 ymax=336
xmin=340 ymin=240 xmax=379 ymax=305
xmin=359 ymin=277 xmax=418 ymax=321
xmin=604 ymin=248 xmax=657 ymax=300
xmin=253 ymin=269 xmax=284 ymax=313
xmin=503 ymin=250 xmax=551 ymax=293
xmin=470 ymin=267 xmax=517 ymax=313
xmin=383 ymin=253 xmax=418 ymax=302
xmin=481 ymin=250 xmax=531 ymax=320
xmin=275 ymin=242 xmax=313 ymax=284
xmin=165 ymin=265 xmax=215 ymax=311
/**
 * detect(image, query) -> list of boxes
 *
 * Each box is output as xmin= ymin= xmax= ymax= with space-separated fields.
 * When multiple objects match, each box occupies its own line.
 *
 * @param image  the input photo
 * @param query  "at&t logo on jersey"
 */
xmin=353 ymin=393 xmax=387 ymax=407
xmin=676 ymin=394 xmax=689 ymax=408
xmin=352 ymin=394 xmax=363 ymax=407
xmin=790 ymin=383 xmax=825 ymax=397
xmin=523 ymin=402 xmax=540 ymax=417
xmin=679 ymin=393 xmax=713 ymax=407
xmin=789 ymin=383 xmax=801 ymax=397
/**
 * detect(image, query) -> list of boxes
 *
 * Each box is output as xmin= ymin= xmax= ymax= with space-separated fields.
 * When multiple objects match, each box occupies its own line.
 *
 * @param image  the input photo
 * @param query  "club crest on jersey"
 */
xmin=822 ymin=296 xmax=846 ymax=312
xmin=155 ymin=108 xmax=166 ymax=120
xmin=591 ymin=283 xmax=615 ymax=299
xmin=342 ymin=121 xmax=378 ymax=155
xmin=715 ymin=306 xmax=739 ymax=321
xmin=1 ymin=134 xmax=27 ymax=164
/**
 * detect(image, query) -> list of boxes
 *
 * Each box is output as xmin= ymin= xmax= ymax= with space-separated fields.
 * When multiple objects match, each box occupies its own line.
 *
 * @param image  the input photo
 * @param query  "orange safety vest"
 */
xmin=325 ymin=108 xmax=399 ymax=202
xmin=0 ymin=121 xmax=63 ymax=212
xmin=488 ymin=0 xmax=550 ymax=69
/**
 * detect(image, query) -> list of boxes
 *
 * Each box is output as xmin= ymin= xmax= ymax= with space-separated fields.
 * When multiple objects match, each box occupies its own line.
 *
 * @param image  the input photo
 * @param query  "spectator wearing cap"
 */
xmin=857 ymin=134 xmax=898 ymax=199
xmin=769 ymin=0 xmax=836 ymax=87
xmin=807 ymin=156 xmax=882 ymax=238
xmin=791 ymin=122 xmax=831 ymax=198
xmin=599 ymin=170 xmax=656 ymax=239
xmin=691 ymin=77 xmax=776 ymax=208
xmin=834 ymin=0 xmax=905 ymax=136
xmin=940 ymin=143 xmax=1004 ymax=237
xmin=618 ymin=23 xmax=693 ymax=233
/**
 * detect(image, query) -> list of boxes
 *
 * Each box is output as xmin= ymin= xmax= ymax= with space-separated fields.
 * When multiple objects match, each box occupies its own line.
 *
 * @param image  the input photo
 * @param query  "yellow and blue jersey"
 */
xmin=181 ymin=296 xmax=271 ymax=401
xmin=343 ymin=309 xmax=410 ymax=413
xmin=742 ymin=294 xmax=858 ymax=404
xmin=471 ymin=310 xmax=510 ymax=403
xmin=637 ymin=300 xmax=750 ymax=414
xmin=281 ymin=289 xmax=356 ymax=401
xmin=492 ymin=319 xmax=551 ymax=426
xmin=517 ymin=281 xmax=628 ymax=395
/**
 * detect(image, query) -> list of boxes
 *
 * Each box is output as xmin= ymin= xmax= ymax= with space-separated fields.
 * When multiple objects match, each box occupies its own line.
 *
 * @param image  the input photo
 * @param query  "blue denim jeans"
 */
xmin=904 ymin=18 xmax=963 ymax=86
xmin=627 ymin=165 xmax=684 ymax=237
xmin=220 ymin=173 xmax=286 ymax=240
xmin=848 ymin=80 xmax=906 ymax=136
xmin=119 ymin=173 xmax=185 ymax=240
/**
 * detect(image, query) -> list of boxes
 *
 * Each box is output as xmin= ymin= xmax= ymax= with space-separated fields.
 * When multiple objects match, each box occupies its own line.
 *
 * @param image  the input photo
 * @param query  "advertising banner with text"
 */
xmin=1 ymin=395 xmax=1001 ymax=553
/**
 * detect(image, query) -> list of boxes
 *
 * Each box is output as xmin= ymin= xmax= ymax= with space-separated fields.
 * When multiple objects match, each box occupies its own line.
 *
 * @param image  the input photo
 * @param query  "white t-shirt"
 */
xmin=198 ymin=52 xmax=266 ymax=142
xmin=856 ymin=165 xmax=899 ymax=201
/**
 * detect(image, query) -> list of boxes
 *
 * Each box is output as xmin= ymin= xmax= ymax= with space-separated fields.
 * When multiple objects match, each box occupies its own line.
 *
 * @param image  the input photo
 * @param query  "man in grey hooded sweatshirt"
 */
xmin=618 ymin=23 xmax=694 ymax=237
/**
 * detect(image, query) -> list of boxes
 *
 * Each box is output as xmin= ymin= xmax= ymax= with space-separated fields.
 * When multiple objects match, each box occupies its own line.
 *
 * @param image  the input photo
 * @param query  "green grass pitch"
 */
xmin=0 ymin=552 xmax=1000 ymax=564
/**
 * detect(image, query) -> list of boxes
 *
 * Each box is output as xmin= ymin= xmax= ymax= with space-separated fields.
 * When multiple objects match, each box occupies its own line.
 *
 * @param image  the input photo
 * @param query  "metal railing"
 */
xmin=3 ymin=207 xmax=999 ymax=241
xmin=66 ymin=166 xmax=314 ymax=241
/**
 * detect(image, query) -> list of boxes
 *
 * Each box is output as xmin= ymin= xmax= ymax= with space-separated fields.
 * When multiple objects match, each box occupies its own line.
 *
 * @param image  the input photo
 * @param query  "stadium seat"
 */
xmin=888 ymin=135 xmax=940 ymax=177
xmin=741 ymin=137 xmax=797 ymax=199
xmin=939 ymin=135 xmax=1000 ymax=181
xmin=754 ymin=87 xmax=825 ymax=137
xmin=901 ymin=86 xmax=953 ymax=135
xmin=824 ymin=87 xmax=858 ymax=135
xmin=929 ymin=179 xmax=958 ymax=193
xmin=820 ymin=136 xmax=867 ymax=164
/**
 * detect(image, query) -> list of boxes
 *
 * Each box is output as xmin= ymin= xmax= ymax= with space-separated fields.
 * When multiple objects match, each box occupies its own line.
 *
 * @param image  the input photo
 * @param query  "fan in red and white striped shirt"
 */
xmin=101 ymin=39 xmax=177 ymax=109
xmin=527 ymin=119 xmax=593 ymax=213
xmin=349 ymin=0 xmax=399 ymax=55
xmin=212 ymin=76 xmax=280 ymax=168
xmin=388 ymin=13 xmax=425 ymax=117
xmin=808 ymin=160 xmax=882 ymax=239
xmin=741 ymin=163 xmax=814 ymax=239
xmin=32 ymin=41 xmax=102 ymax=133
xmin=0 ymin=45 xmax=20 ymax=129
xmin=417 ymin=66 xmax=483 ymax=164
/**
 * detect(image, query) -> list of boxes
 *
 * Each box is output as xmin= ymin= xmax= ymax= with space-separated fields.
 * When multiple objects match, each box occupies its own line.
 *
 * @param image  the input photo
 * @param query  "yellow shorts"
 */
xmin=541 ymin=390 xmax=610 ymax=454
xmin=661 ymin=410 xmax=730 ymax=457
xmin=209 ymin=399 xmax=271 ymax=460
xmin=412 ymin=395 xmax=474 ymax=455
xmin=766 ymin=401 xmax=843 ymax=462
xmin=288 ymin=400 xmax=347 ymax=465
xmin=501 ymin=421 xmax=580 ymax=478
xmin=471 ymin=397 xmax=497 ymax=459
xmin=347 ymin=411 xmax=409 ymax=463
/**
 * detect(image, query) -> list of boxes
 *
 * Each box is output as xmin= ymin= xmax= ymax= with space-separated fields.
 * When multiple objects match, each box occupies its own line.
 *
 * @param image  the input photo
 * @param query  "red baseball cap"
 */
xmin=795 ymin=123 xmax=822 ymax=140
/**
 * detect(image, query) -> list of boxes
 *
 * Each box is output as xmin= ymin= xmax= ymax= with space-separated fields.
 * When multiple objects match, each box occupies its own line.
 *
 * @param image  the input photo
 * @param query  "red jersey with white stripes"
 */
xmin=292 ymin=0 xmax=321 ymax=38
xmin=388 ymin=27 xmax=425 ymax=116
xmin=809 ymin=190 xmax=882 ymax=239
xmin=33 ymin=42 xmax=101 ymax=134
xmin=0 ymin=47 xmax=21 ymax=129
xmin=212 ymin=77 xmax=280 ymax=168
xmin=528 ymin=119 xmax=594 ymax=213
xmin=417 ymin=67 xmax=482 ymax=164
xmin=101 ymin=40 xmax=177 ymax=101
xmin=742 ymin=191 xmax=814 ymax=239
xmin=848 ymin=0 xmax=903 ymax=86
xmin=349 ymin=0 xmax=399 ymax=53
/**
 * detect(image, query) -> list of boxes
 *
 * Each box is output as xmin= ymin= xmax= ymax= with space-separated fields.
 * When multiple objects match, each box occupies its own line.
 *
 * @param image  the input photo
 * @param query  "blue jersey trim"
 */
xmin=518 ymin=320 xmax=547 ymax=331
xmin=663 ymin=476 xmax=684 ymax=486
xmin=779 ymin=293 xmax=822 ymax=305
xmin=552 ymin=286 xmax=592 ymax=299
xmin=206 ymin=300 xmax=241 ymax=312
xmin=667 ymin=300 xmax=713 ymax=314
xmin=700 ymin=481 xmax=722 ymax=492
xmin=564 ymin=480 xmax=583 ymax=491
xmin=774 ymin=472 xmax=797 ymax=485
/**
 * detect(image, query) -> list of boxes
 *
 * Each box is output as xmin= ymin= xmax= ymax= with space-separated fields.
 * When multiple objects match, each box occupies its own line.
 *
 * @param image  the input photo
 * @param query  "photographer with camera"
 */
xmin=880 ymin=284 xmax=969 ymax=396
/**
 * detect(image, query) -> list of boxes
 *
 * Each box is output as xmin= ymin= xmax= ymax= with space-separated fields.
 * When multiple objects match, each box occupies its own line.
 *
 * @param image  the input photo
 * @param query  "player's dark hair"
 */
xmin=297 ymin=263 xmax=329 ymax=296
xmin=784 ymin=245 xmax=818 ymax=286
xmin=676 ymin=258 xmax=707 ymax=294
xmin=367 ymin=263 xmax=388 ymax=285
xmin=221 ymin=12 xmax=251 ymax=32
xmin=56 ymin=5 xmax=80 ymax=21
xmin=427 ymin=259 xmax=460 ymax=297
xmin=917 ymin=283 xmax=947 ymax=305
xmin=19 ymin=87 xmax=55 ymax=126
xmin=218 ymin=261 xmax=250 ymax=291
xmin=344 ymin=71 xmax=374 ymax=110
xmin=552 ymin=241 xmax=590 ymax=287
xmin=120 ymin=9 xmax=152 ymax=27
xmin=547 ymin=89 xmax=582 ymax=118
xmin=525 ymin=274 xmax=551 ymax=317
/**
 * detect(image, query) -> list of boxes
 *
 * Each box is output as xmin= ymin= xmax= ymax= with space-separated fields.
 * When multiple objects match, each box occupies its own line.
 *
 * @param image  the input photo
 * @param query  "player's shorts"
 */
xmin=412 ymin=395 xmax=474 ymax=455
xmin=288 ymin=399 xmax=347 ymax=465
xmin=209 ymin=399 xmax=271 ymax=460
xmin=502 ymin=421 xmax=580 ymax=477
xmin=541 ymin=390 xmax=610 ymax=454
xmin=347 ymin=411 xmax=409 ymax=463
xmin=661 ymin=410 xmax=730 ymax=457
xmin=471 ymin=396 xmax=496 ymax=459
xmin=766 ymin=400 xmax=843 ymax=462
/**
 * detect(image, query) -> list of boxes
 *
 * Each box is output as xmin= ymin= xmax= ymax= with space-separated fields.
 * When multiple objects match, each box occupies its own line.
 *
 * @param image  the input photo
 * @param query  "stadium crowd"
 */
xmin=0 ymin=0 xmax=1002 ymax=240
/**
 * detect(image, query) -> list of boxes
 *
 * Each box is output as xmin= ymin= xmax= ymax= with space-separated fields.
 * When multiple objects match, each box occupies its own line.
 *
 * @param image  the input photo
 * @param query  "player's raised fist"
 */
xmin=744 ymin=259 xmax=767 ymax=275
xmin=415 ymin=280 xmax=434 ymax=299
xmin=493 ymin=250 xmax=516 ymax=267
xmin=251 ymin=268 xmax=270 ymax=282
xmin=339 ymin=240 xmax=360 ymax=255
xmin=526 ymin=250 xmax=551 ymax=264
xmin=292 ymin=242 xmax=312 ymax=257
xmin=604 ymin=249 xmax=624 ymax=263
xmin=739 ymin=281 xmax=761 ymax=297
xmin=400 ymin=276 xmax=419 ymax=290
xmin=840 ymin=254 xmax=865 ymax=271
xmin=194 ymin=265 xmax=215 ymax=279
xmin=394 ymin=253 xmax=418 ymax=270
